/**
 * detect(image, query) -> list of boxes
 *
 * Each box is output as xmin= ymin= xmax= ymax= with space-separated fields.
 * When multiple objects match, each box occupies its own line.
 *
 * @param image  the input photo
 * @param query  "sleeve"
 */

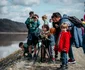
xmin=25 ymin=18 xmax=31 ymax=29
xmin=35 ymin=20 xmax=40 ymax=30
xmin=49 ymin=35 xmax=55 ymax=42
xmin=37 ymin=20 xmax=40 ymax=28
xmin=25 ymin=18 xmax=30 ymax=25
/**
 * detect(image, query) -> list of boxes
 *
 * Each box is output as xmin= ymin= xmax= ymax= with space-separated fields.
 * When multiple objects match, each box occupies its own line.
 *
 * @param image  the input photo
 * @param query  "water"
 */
xmin=0 ymin=34 xmax=27 ymax=59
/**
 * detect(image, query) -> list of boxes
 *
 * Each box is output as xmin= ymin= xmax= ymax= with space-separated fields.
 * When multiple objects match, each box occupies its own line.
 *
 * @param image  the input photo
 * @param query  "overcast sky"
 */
xmin=0 ymin=0 xmax=85 ymax=23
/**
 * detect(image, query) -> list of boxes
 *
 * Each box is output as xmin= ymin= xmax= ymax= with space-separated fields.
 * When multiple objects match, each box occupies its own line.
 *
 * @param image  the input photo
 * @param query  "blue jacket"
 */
xmin=73 ymin=26 xmax=82 ymax=48
xmin=61 ymin=14 xmax=83 ymax=48
xmin=82 ymin=34 xmax=85 ymax=54
xmin=49 ymin=34 xmax=55 ymax=46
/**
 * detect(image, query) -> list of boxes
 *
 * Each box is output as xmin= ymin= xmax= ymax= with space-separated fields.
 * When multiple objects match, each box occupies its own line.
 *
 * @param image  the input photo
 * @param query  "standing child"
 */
xmin=57 ymin=23 xmax=71 ymax=70
xmin=42 ymin=15 xmax=48 ymax=25
xmin=25 ymin=11 xmax=34 ymax=36
xmin=40 ymin=24 xmax=50 ymax=62
xmin=27 ymin=14 xmax=40 ymax=60
xmin=49 ymin=28 xmax=56 ymax=62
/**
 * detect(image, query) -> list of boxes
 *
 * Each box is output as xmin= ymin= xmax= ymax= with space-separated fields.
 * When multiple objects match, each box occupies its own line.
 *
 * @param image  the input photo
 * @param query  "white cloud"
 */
xmin=0 ymin=6 xmax=8 ymax=14
xmin=0 ymin=0 xmax=40 ymax=22
xmin=0 ymin=0 xmax=10 ymax=6
xmin=11 ymin=0 xmax=40 ymax=6
xmin=20 ymin=7 xmax=32 ymax=17
xmin=0 ymin=5 xmax=33 ymax=22
xmin=43 ymin=0 xmax=85 ymax=5
xmin=0 ymin=0 xmax=84 ymax=23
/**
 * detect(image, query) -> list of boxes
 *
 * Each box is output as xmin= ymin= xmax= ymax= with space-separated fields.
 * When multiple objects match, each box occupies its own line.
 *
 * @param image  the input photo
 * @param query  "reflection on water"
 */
xmin=0 ymin=34 xmax=27 ymax=59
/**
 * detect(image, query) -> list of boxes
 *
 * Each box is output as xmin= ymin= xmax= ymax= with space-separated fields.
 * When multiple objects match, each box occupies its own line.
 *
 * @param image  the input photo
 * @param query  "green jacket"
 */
xmin=25 ymin=17 xmax=40 ymax=33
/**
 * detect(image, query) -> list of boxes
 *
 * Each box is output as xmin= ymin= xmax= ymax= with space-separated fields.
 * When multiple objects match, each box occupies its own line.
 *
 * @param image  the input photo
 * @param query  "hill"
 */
xmin=0 ymin=19 xmax=28 ymax=32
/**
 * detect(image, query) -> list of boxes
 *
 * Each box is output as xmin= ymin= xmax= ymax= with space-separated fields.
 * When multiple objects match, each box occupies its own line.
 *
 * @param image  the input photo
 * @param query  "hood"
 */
xmin=63 ymin=14 xmax=68 ymax=19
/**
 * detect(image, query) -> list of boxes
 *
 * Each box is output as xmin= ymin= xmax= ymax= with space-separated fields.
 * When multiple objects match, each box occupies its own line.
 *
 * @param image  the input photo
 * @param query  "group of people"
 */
xmin=19 ymin=11 xmax=85 ymax=70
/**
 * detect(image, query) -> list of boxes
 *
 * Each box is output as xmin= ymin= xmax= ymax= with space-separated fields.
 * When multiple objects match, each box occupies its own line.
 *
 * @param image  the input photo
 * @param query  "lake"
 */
xmin=0 ymin=34 xmax=27 ymax=59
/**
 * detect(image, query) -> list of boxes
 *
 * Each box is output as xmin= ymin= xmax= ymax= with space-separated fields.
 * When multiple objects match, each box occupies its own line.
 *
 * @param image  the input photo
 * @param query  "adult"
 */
xmin=51 ymin=12 xmax=76 ymax=63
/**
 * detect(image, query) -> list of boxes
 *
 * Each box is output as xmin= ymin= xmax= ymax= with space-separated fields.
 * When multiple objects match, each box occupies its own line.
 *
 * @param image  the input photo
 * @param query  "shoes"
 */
xmin=33 ymin=54 xmax=37 ymax=58
xmin=55 ymin=55 xmax=58 ymax=59
xmin=33 ymin=54 xmax=37 ymax=60
xmin=57 ymin=65 xmax=68 ymax=70
xmin=27 ymin=53 xmax=32 ymax=60
xmin=52 ymin=58 xmax=56 ymax=63
xmin=68 ymin=59 xmax=76 ymax=64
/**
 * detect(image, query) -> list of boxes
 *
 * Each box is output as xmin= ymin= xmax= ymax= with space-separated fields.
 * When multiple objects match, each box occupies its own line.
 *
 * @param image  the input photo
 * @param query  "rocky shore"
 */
xmin=0 ymin=50 xmax=22 ymax=70
xmin=0 ymin=47 xmax=85 ymax=70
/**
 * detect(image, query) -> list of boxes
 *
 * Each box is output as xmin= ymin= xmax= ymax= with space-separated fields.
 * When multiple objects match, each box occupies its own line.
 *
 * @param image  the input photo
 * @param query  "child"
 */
xmin=40 ymin=24 xmax=50 ymax=62
xmin=42 ymin=15 xmax=48 ymax=25
xmin=27 ymin=14 xmax=40 ymax=60
xmin=25 ymin=11 xmax=34 ymax=29
xmin=57 ymin=23 xmax=71 ymax=70
xmin=25 ymin=11 xmax=34 ymax=36
xmin=49 ymin=28 xmax=56 ymax=62
xmin=19 ymin=42 xmax=29 ymax=58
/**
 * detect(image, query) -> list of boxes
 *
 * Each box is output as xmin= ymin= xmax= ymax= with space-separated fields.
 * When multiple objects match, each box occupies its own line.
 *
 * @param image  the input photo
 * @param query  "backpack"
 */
xmin=68 ymin=16 xmax=84 ymax=28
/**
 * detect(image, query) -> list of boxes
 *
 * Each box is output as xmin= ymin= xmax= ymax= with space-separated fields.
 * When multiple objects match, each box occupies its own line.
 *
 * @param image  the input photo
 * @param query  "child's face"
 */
xmin=42 ymin=18 xmax=46 ymax=21
xmin=61 ymin=27 xmax=67 ymax=32
xmin=42 ymin=27 xmax=47 ymax=32
xmin=30 ymin=14 xmax=34 ymax=17
xmin=20 ymin=44 xmax=24 ymax=49
xmin=33 ymin=16 xmax=38 ymax=21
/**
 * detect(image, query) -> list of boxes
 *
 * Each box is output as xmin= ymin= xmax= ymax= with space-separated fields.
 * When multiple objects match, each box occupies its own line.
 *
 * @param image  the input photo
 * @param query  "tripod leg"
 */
xmin=41 ymin=45 xmax=45 ymax=62
xmin=45 ymin=48 xmax=50 ymax=59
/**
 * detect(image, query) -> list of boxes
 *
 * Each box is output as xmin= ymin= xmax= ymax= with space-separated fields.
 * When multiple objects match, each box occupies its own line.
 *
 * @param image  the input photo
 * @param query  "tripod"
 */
xmin=33 ymin=40 xmax=50 ymax=64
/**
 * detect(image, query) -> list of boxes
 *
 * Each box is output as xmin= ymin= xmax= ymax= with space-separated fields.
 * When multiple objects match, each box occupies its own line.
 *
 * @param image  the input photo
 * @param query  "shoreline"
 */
xmin=0 ymin=32 xmax=28 ymax=34
xmin=0 ymin=50 xmax=22 ymax=70
xmin=0 ymin=47 xmax=85 ymax=70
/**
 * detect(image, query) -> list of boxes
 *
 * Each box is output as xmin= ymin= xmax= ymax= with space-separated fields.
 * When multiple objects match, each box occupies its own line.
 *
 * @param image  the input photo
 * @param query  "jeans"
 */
xmin=49 ymin=46 xmax=55 ymax=59
xmin=68 ymin=38 xmax=75 ymax=60
xmin=61 ymin=52 xmax=68 ymax=65
xmin=74 ymin=26 xmax=82 ymax=48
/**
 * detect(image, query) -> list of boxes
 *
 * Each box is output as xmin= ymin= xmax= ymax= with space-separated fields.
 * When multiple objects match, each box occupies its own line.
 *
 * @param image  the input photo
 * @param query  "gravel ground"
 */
xmin=3 ymin=47 xmax=85 ymax=70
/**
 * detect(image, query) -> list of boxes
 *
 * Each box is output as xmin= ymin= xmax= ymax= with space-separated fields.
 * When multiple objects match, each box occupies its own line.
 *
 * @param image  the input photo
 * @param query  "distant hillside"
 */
xmin=0 ymin=19 xmax=28 ymax=32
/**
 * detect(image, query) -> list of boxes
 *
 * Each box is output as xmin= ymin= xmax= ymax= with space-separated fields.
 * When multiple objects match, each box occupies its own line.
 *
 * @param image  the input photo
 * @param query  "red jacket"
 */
xmin=57 ymin=31 xmax=71 ymax=53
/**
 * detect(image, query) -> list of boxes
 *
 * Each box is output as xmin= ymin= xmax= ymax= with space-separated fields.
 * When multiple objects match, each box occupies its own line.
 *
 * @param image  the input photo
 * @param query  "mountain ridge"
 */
xmin=0 ymin=18 xmax=28 ymax=32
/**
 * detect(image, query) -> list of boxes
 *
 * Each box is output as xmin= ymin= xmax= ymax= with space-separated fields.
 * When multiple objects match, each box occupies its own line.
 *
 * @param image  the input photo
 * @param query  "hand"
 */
xmin=55 ymin=24 xmax=58 ymax=28
xmin=62 ymin=50 xmax=66 ymax=53
xmin=45 ymin=35 xmax=48 ymax=39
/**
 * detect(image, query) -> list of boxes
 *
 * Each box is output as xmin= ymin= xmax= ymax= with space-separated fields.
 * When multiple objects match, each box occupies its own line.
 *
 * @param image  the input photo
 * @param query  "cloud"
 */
xmin=0 ymin=0 xmax=9 ymax=6
xmin=0 ymin=6 xmax=8 ymax=14
xmin=43 ymin=0 xmax=85 ymax=5
xmin=42 ymin=0 xmax=85 ymax=19
xmin=0 ymin=0 xmax=84 ymax=23
xmin=0 ymin=5 xmax=32 ymax=22
xmin=45 ymin=8 xmax=84 ymax=19
xmin=0 ymin=0 xmax=40 ymax=22
xmin=11 ymin=0 xmax=40 ymax=6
